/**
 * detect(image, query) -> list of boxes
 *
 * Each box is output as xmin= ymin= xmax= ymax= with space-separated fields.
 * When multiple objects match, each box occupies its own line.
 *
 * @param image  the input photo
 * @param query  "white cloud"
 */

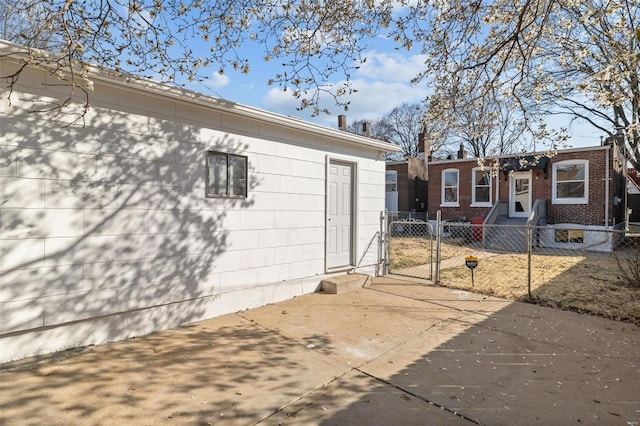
xmin=207 ymin=72 xmax=231 ymax=89
xmin=262 ymin=79 xmax=430 ymax=127
xmin=356 ymin=50 xmax=428 ymax=82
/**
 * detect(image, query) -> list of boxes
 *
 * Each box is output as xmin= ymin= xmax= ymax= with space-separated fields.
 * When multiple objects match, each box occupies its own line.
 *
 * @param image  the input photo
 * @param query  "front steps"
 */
xmin=321 ymin=273 xmax=369 ymax=294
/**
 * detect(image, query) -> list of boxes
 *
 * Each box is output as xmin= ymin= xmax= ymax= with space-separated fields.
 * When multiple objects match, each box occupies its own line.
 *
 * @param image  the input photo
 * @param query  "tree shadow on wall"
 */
xmin=0 ymin=67 xmax=261 ymax=352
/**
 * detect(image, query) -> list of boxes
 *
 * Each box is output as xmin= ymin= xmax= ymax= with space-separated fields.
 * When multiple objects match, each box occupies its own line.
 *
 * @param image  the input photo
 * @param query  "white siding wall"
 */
xmin=0 ymin=61 xmax=386 ymax=362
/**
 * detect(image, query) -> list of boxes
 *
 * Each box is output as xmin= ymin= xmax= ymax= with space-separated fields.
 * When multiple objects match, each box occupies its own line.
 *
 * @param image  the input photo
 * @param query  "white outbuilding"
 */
xmin=0 ymin=40 xmax=400 ymax=363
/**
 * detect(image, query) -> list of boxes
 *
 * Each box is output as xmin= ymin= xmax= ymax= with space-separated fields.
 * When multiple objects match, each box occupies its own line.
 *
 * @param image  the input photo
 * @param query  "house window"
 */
xmin=472 ymin=168 xmax=492 ymax=206
xmin=205 ymin=151 xmax=247 ymax=198
xmin=386 ymin=171 xmax=398 ymax=192
xmin=441 ymin=169 xmax=459 ymax=206
xmin=552 ymin=160 xmax=588 ymax=204
xmin=555 ymin=229 xmax=585 ymax=243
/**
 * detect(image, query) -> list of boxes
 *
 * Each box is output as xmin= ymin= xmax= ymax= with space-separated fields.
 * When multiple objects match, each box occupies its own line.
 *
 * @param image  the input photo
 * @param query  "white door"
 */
xmin=327 ymin=160 xmax=354 ymax=269
xmin=509 ymin=171 xmax=532 ymax=218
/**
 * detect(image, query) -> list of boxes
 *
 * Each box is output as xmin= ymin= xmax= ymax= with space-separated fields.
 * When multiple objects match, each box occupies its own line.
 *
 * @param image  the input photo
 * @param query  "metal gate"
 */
xmin=383 ymin=213 xmax=434 ymax=280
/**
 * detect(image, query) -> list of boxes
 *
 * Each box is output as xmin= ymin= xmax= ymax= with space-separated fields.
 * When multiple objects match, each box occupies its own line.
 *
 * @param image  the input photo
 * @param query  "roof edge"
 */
xmin=0 ymin=40 xmax=402 ymax=153
xmin=428 ymin=144 xmax=610 ymax=165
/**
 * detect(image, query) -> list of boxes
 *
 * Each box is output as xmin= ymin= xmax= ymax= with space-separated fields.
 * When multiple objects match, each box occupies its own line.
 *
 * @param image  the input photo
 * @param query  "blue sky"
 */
xmin=184 ymin=32 xmax=604 ymax=150
xmin=186 ymin=34 xmax=430 ymax=126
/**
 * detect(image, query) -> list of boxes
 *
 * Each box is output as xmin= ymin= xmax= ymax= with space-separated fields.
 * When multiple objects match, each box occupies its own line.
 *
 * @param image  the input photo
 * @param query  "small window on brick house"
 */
xmin=472 ymin=168 xmax=492 ymax=206
xmin=441 ymin=168 xmax=459 ymax=206
xmin=205 ymin=151 xmax=247 ymax=198
xmin=386 ymin=171 xmax=398 ymax=192
xmin=555 ymin=229 xmax=585 ymax=243
xmin=552 ymin=160 xmax=588 ymax=204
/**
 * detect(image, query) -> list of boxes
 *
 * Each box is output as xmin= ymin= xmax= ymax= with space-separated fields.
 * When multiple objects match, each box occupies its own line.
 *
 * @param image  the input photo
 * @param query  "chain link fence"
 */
xmin=436 ymin=222 xmax=638 ymax=292
xmin=386 ymin=211 xmax=429 ymax=223
xmin=384 ymin=212 xmax=434 ymax=280
xmin=382 ymin=212 xmax=640 ymax=325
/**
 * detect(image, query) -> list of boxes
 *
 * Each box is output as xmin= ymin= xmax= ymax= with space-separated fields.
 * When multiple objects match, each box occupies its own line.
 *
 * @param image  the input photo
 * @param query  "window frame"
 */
xmin=555 ymin=229 xmax=585 ymax=244
xmin=471 ymin=167 xmax=492 ymax=207
xmin=386 ymin=170 xmax=398 ymax=192
xmin=441 ymin=168 xmax=460 ymax=207
xmin=205 ymin=150 xmax=248 ymax=198
xmin=552 ymin=160 xmax=588 ymax=204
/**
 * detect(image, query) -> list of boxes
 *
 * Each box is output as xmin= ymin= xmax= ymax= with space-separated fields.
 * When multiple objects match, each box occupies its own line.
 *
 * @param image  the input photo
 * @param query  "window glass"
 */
xmin=476 ymin=186 xmax=490 ymax=203
xmin=555 ymin=229 xmax=585 ymax=243
xmin=476 ymin=171 xmax=490 ymax=186
xmin=444 ymin=187 xmax=456 ymax=202
xmin=444 ymin=171 xmax=457 ymax=187
xmin=206 ymin=151 xmax=247 ymax=198
xmin=553 ymin=161 xmax=587 ymax=203
xmin=442 ymin=170 xmax=459 ymax=204
xmin=229 ymin=155 xmax=247 ymax=196
xmin=386 ymin=171 xmax=398 ymax=192
xmin=556 ymin=164 xmax=584 ymax=181
xmin=473 ymin=169 xmax=491 ymax=203
xmin=557 ymin=181 xmax=584 ymax=198
xmin=207 ymin=153 xmax=227 ymax=196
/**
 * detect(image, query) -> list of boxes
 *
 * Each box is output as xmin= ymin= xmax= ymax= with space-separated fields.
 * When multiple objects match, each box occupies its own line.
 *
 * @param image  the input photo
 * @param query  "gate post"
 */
xmin=527 ymin=225 xmax=532 ymax=298
xmin=378 ymin=211 xmax=385 ymax=276
xmin=435 ymin=210 xmax=442 ymax=284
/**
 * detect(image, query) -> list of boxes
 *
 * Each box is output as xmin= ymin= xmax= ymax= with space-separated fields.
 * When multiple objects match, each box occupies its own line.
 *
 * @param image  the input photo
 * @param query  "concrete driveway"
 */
xmin=1 ymin=275 xmax=639 ymax=425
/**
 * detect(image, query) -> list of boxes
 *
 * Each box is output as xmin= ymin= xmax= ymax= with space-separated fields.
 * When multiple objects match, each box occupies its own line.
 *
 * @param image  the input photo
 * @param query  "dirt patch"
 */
xmin=390 ymin=237 xmax=640 ymax=326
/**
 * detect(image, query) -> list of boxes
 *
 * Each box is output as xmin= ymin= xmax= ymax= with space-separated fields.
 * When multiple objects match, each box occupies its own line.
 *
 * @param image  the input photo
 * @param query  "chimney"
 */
xmin=362 ymin=122 xmax=371 ymax=137
xmin=418 ymin=132 xmax=425 ymax=154
xmin=457 ymin=143 xmax=467 ymax=159
xmin=420 ymin=122 xmax=432 ymax=161
xmin=338 ymin=115 xmax=347 ymax=131
xmin=417 ymin=128 xmax=429 ymax=179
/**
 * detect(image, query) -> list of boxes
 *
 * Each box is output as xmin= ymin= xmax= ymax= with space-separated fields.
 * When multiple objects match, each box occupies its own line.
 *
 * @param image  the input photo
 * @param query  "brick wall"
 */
xmin=427 ymin=158 xmax=494 ymax=221
xmin=546 ymin=150 xmax=606 ymax=225
xmin=387 ymin=161 xmax=427 ymax=212
xmin=427 ymin=146 xmax=623 ymax=226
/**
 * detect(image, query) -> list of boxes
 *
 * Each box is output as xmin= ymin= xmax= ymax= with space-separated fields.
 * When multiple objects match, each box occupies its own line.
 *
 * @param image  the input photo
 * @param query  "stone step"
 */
xmin=495 ymin=217 xmax=527 ymax=225
xmin=321 ymin=273 xmax=369 ymax=294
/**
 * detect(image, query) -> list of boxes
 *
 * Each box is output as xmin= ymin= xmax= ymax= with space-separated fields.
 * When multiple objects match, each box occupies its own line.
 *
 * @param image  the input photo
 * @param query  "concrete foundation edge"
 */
xmin=0 ymin=273 xmax=357 ymax=364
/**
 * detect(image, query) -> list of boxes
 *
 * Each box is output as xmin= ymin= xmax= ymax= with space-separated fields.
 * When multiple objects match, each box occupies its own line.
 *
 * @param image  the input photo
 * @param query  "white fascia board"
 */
xmin=123 ymin=78 xmax=401 ymax=153
xmin=0 ymin=39 xmax=402 ymax=154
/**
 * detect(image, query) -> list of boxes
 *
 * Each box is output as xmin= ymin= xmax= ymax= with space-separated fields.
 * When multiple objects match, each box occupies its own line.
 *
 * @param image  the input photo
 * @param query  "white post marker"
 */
xmin=465 ymin=256 xmax=478 ymax=288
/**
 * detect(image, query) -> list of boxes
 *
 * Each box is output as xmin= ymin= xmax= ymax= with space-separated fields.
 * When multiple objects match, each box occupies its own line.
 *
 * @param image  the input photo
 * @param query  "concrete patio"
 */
xmin=1 ymin=275 xmax=638 ymax=425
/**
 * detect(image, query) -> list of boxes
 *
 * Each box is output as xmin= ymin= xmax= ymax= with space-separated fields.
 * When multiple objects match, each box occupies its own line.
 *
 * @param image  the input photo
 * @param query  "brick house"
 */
xmin=385 ymin=158 xmax=428 ymax=213
xmin=628 ymin=168 xmax=640 ymax=224
xmin=384 ymin=133 xmax=428 ymax=213
xmin=426 ymin=136 xmax=628 ymax=229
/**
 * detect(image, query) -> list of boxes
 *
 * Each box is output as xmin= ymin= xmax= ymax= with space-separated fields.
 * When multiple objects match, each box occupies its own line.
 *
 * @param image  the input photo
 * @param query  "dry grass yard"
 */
xmin=389 ymin=236 xmax=476 ymax=269
xmin=390 ymin=237 xmax=640 ymax=326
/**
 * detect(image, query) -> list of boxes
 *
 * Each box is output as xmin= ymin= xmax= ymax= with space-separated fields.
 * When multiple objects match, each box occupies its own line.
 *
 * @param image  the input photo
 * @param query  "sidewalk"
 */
xmin=1 ymin=276 xmax=639 ymax=425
